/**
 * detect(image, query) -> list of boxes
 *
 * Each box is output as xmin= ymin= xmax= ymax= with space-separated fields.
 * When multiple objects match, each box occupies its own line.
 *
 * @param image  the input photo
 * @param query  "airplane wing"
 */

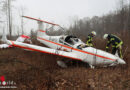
xmin=6 ymin=40 xmax=82 ymax=61
xmin=0 ymin=35 xmax=31 ymax=49
xmin=16 ymin=35 xmax=31 ymax=42
xmin=0 ymin=44 xmax=12 ymax=48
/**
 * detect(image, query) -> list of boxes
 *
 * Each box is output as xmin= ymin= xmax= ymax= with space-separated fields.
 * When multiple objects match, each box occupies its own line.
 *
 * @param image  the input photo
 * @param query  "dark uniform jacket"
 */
xmin=86 ymin=34 xmax=93 ymax=46
xmin=106 ymin=34 xmax=123 ymax=49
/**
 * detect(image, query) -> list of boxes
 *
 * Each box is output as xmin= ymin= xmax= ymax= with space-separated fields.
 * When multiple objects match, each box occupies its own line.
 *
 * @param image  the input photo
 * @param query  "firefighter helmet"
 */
xmin=91 ymin=31 xmax=96 ymax=36
xmin=103 ymin=34 xmax=108 ymax=39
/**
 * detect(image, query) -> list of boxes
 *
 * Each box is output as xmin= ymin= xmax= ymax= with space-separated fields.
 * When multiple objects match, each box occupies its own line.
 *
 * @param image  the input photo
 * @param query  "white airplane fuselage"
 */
xmin=37 ymin=29 xmax=126 ymax=67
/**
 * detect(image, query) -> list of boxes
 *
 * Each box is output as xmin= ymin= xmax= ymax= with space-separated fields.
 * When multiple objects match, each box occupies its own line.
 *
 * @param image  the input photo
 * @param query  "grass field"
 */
xmin=0 ymin=38 xmax=129 ymax=90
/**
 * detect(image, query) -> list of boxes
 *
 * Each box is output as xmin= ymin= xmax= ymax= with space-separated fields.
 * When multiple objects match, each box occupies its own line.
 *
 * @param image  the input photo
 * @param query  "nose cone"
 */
xmin=118 ymin=58 xmax=126 ymax=64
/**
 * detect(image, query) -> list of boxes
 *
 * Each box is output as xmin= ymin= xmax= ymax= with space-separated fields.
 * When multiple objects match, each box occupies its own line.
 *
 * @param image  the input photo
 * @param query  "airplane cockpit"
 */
xmin=64 ymin=35 xmax=78 ymax=45
xmin=59 ymin=35 xmax=85 ymax=49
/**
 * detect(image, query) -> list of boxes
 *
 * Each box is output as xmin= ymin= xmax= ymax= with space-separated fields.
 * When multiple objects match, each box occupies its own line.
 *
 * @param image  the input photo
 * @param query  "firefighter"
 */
xmin=86 ymin=31 xmax=96 ymax=47
xmin=103 ymin=34 xmax=123 ymax=58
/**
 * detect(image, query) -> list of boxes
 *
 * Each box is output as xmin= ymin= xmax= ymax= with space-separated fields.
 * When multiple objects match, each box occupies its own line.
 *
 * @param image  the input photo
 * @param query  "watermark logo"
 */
xmin=0 ymin=76 xmax=17 ymax=88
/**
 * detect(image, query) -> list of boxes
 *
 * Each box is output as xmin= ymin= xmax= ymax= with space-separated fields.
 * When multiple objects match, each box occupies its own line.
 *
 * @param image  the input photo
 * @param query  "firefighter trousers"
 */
xmin=112 ymin=47 xmax=123 ymax=58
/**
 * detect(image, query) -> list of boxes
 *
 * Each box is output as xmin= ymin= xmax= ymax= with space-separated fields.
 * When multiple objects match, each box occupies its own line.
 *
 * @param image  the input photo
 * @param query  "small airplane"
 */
xmin=4 ymin=16 xmax=126 ymax=68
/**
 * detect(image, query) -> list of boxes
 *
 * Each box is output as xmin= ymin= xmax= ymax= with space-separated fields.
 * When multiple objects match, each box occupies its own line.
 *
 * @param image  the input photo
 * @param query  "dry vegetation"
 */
xmin=0 ymin=0 xmax=129 ymax=89
xmin=0 ymin=36 xmax=129 ymax=90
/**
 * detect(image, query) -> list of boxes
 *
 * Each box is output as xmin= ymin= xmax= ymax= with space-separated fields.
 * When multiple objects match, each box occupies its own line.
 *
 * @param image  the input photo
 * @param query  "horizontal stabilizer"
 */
xmin=22 ymin=16 xmax=59 ymax=26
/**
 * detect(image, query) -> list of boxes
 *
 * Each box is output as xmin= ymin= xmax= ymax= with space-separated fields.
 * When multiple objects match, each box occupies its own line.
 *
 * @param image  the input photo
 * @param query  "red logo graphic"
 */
xmin=0 ymin=76 xmax=6 ymax=85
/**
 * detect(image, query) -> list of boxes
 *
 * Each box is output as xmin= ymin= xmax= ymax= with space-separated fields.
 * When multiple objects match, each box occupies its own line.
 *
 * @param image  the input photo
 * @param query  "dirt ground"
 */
xmin=0 ymin=45 xmax=130 ymax=90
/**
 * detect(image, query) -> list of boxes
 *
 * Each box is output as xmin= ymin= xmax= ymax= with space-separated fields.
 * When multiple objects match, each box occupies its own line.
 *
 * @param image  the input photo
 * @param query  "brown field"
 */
xmin=0 ymin=39 xmax=130 ymax=90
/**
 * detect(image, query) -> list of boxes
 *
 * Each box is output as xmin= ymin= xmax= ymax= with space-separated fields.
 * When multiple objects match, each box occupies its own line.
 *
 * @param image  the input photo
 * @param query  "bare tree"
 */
xmin=67 ymin=1 xmax=130 ymax=37
xmin=128 ymin=0 xmax=130 ymax=32
xmin=1 ymin=0 xmax=16 ymax=37
xmin=18 ymin=6 xmax=27 ymax=35
xmin=7 ymin=0 xmax=12 ymax=37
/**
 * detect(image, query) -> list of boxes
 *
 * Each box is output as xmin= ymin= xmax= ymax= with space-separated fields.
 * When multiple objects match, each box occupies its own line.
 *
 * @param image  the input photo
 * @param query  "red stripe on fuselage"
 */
xmin=37 ymin=37 xmax=116 ymax=61
xmin=39 ymin=30 xmax=46 ymax=32
xmin=21 ymin=35 xmax=30 ymax=39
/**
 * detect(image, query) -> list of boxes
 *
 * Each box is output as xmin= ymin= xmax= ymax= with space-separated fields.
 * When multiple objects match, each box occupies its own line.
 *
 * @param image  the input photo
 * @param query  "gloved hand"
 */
xmin=118 ymin=45 xmax=122 ymax=49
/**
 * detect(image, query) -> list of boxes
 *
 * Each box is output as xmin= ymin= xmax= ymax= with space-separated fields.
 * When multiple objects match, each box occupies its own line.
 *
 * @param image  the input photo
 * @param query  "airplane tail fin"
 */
xmin=22 ymin=16 xmax=59 ymax=38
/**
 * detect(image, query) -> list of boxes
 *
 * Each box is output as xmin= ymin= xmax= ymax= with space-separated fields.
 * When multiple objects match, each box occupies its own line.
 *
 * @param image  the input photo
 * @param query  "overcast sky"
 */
xmin=13 ymin=0 xmax=121 ymax=27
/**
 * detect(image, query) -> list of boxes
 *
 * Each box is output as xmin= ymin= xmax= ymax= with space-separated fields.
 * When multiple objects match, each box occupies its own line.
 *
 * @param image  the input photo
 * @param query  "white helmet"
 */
xmin=91 ymin=31 xmax=96 ymax=36
xmin=103 ymin=34 xmax=108 ymax=39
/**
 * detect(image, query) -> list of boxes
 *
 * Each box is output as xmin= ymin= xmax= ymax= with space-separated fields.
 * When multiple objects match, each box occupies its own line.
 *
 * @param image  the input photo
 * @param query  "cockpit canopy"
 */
xmin=59 ymin=35 xmax=84 ymax=46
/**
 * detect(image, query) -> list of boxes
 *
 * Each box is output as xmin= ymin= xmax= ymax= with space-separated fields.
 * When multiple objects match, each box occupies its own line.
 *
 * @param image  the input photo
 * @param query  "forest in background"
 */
xmin=67 ymin=1 xmax=130 ymax=37
xmin=0 ymin=0 xmax=129 ymax=37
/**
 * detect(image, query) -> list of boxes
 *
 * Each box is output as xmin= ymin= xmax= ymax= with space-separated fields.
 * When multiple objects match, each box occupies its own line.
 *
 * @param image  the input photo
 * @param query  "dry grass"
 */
xmin=0 ymin=34 xmax=129 ymax=90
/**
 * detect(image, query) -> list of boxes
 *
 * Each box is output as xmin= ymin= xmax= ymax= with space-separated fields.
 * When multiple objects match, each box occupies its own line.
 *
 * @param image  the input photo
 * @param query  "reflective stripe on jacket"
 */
xmin=106 ymin=34 xmax=123 ymax=49
xmin=86 ymin=34 xmax=93 ymax=46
